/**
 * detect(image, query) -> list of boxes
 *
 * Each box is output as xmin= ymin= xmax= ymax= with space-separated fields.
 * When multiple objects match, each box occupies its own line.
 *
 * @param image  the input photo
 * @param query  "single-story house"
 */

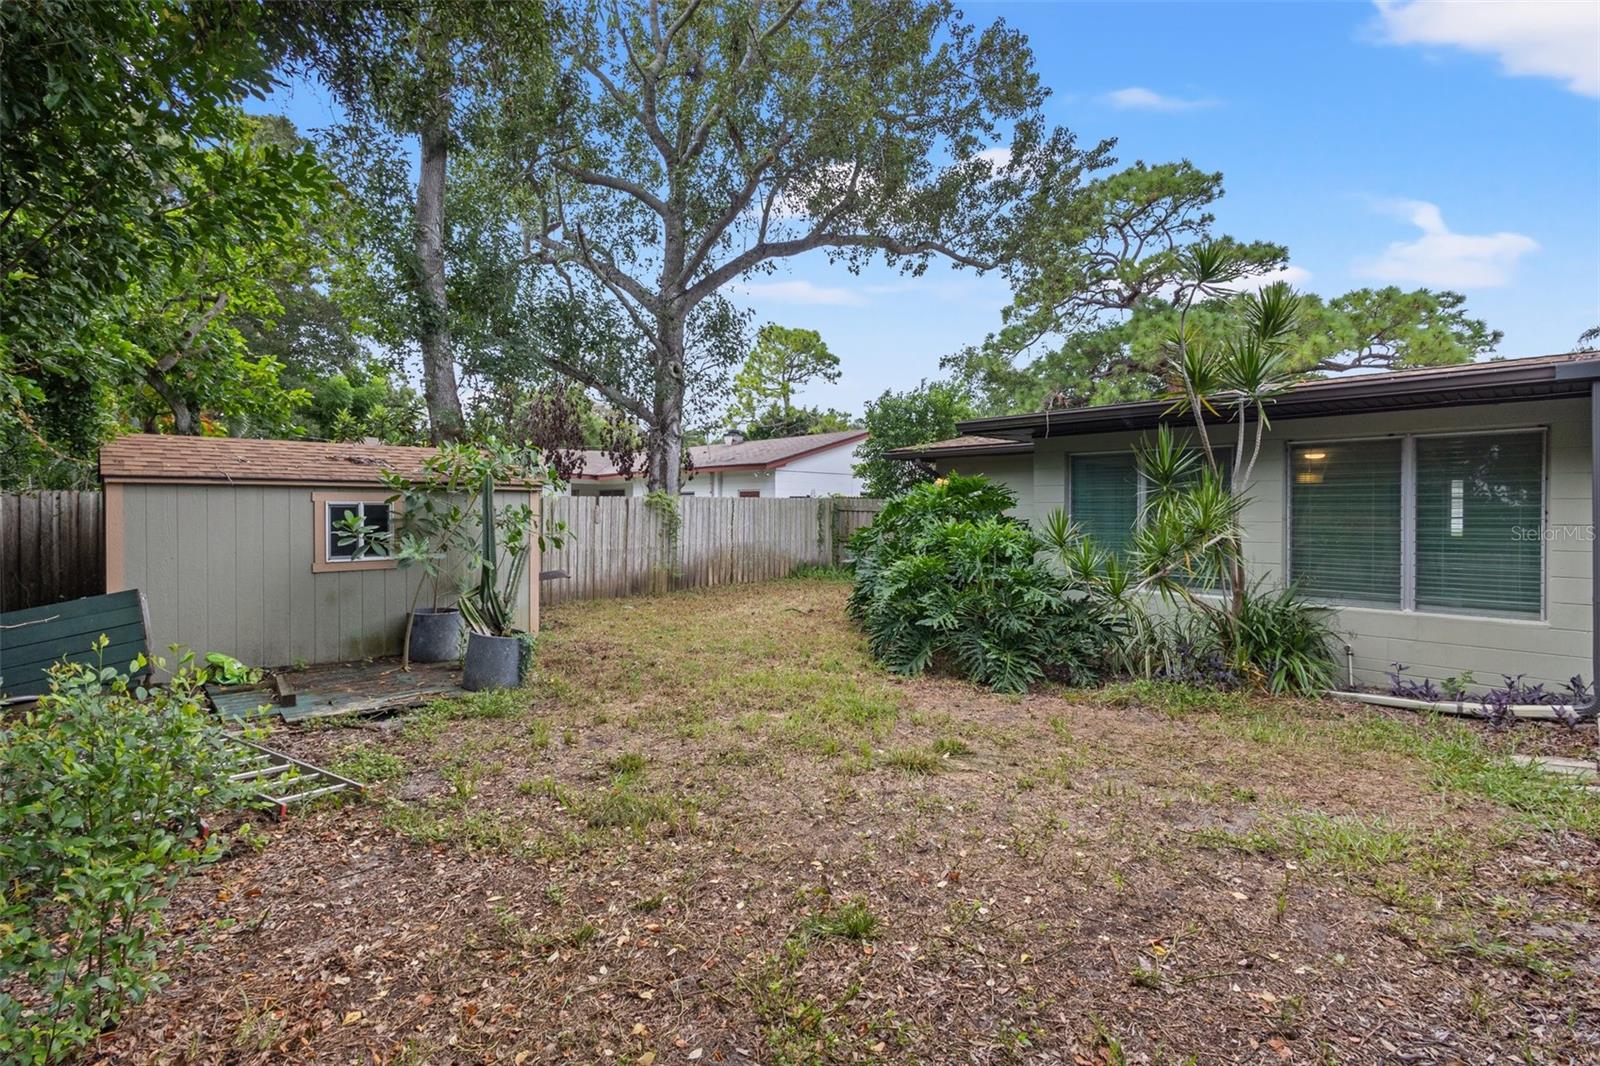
xmin=564 ymin=429 xmax=868 ymax=497
xmin=100 ymin=435 xmax=540 ymax=670
xmin=891 ymin=353 xmax=1599 ymax=693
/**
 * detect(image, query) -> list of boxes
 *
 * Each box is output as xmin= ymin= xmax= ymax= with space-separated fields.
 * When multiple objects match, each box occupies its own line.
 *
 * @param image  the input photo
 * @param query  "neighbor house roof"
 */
xmin=570 ymin=429 xmax=867 ymax=480
xmin=904 ymin=353 xmax=1600 ymax=454
xmin=100 ymin=435 xmax=539 ymax=487
xmin=885 ymin=434 xmax=1035 ymax=461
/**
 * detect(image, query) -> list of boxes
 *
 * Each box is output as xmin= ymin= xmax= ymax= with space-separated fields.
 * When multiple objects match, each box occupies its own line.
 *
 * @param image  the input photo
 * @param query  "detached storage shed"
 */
xmin=100 ymin=435 xmax=540 ymax=669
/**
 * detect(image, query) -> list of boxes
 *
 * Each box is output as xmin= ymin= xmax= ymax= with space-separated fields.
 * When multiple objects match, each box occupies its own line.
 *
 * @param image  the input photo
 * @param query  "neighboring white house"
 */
xmin=890 ymin=353 xmax=1600 ymax=693
xmin=563 ymin=429 xmax=869 ymax=497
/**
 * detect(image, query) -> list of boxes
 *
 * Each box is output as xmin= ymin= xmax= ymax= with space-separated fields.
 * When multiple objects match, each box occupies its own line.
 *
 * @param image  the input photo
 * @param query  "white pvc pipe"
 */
xmin=1325 ymin=690 xmax=1569 ymax=722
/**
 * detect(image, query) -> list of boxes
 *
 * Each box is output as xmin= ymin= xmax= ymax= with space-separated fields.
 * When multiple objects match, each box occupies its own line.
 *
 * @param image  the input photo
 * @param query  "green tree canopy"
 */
xmin=295 ymin=1 xmax=554 ymax=441
xmin=730 ymin=324 xmax=842 ymax=434
xmin=949 ymin=158 xmax=1500 ymax=414
xmin=956 ymin=285 xmax=1501 ymax=413
xmin=0 ymin=0 xmax=323 ymax=485
xmin=504 ymin=0 xmax=1112 ymax=493
xmin=853 ymin=380 xmax=976 ymax=498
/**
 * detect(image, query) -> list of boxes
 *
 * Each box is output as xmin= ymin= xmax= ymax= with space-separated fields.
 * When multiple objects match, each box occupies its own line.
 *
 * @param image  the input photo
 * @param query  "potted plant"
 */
xmin=368 ymin=445 xmax=492 ymax=667
xmin=457 ymin=444 xmax=564 ymax=690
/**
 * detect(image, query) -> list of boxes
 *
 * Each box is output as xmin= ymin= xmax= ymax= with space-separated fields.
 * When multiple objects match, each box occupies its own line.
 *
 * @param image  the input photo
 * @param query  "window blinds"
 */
xmin=1070 ymin=454 xmax=1139 ymax=555
xmin=1415 ymin=433 xmax=1543 ymax=615
xmin=1289 ymin=440 xmax=1403 ymax=607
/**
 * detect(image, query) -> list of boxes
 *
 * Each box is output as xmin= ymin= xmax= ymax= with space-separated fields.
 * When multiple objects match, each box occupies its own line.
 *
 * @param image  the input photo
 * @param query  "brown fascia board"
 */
xmin=958 ymin=356 xmax=1600 ymax=440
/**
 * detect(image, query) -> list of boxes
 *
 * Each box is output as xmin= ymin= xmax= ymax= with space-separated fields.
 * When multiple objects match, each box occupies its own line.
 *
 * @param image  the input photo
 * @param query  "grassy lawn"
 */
xmin=105 ymin=576 xmax=1600 ymax=1063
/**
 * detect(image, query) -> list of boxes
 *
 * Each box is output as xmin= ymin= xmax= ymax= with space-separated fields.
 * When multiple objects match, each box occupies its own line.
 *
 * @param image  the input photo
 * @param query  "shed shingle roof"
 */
xmin=571 ymin=429 xmax=866 ymax=479
xmin=100 ymin=435 xmax=537 ymax=487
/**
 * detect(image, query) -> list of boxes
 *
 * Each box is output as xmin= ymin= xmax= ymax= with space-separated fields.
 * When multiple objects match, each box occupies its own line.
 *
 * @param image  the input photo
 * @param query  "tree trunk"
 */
xmin=648 ymin=314 xmax=688 ymax=495
xmin=416 ymin=109 xmax=463 ymax=442
xmin=145 ymin=370 xmax=197 ymax=435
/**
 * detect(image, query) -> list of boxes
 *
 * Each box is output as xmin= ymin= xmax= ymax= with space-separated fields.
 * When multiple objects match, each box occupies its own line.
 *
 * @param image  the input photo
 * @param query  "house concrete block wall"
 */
xmin=919 ymin=453 xmax=1037 ymax=518
xmin=108 ymin=483 xmax=535 ymax=669
xmin=937 ymin=395 xmax=1592 ymax=690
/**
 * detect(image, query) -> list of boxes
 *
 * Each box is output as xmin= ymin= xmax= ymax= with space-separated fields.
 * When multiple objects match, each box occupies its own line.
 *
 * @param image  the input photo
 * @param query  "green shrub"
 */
xmin=849 ymin=475 xmax=1110 ymax=693
xmin=1227 ymin=581 xmax=1337 ymax=694
xmin=0 ymin=648 xmax=248 ymax=1064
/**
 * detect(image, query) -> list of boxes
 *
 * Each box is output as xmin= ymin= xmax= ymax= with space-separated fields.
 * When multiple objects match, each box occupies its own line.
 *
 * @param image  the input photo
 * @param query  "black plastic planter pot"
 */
xmin=408 ymin=607 xmax=462 ymax=663
xmin=463 ymin=632 xmax=523 ymax=691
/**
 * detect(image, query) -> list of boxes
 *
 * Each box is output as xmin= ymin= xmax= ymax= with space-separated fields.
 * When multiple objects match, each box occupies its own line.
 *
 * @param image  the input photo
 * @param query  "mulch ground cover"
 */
xmin=92 ymin=579 xmax=1600 ymax=1064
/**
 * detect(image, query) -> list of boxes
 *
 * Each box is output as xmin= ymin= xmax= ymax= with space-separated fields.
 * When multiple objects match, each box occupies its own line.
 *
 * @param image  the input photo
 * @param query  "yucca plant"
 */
xmin=457 ymin=469 xmax=530 ymax=638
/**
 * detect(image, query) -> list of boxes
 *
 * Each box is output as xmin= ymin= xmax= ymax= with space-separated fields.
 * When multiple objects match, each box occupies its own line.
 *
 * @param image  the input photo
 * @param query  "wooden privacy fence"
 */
xmin=0 ymin=491 xmax=875 ymax=614
xmin=539 ymin=496 xmax=881 ymax=605
xmin=1 ymin=491 xmax=105 ymax=612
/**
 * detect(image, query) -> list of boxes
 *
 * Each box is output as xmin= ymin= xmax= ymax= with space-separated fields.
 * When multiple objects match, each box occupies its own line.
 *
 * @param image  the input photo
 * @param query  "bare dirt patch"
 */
xmin=96 ymin=578 xmax=1600 ymax=1064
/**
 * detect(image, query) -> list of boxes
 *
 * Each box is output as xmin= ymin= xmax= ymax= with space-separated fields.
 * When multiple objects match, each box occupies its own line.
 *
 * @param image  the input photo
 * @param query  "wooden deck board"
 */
xmin=207 ymin=657 xmax=467 ymax=723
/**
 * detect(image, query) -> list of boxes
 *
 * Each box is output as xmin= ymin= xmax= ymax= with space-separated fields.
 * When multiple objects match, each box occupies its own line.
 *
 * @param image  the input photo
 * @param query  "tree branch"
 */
xmin=687 ymin=230 xmax=994 ymax=307
xmin=536 ymin=351 xmax=653 ymax=425
xmin=552 ymin=159 xmax=668 ymax=217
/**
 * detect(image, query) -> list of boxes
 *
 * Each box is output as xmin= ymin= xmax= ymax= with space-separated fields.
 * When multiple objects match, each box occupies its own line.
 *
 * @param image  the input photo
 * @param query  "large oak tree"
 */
xmin=507 ymin=0 xmax=1109 ymax=493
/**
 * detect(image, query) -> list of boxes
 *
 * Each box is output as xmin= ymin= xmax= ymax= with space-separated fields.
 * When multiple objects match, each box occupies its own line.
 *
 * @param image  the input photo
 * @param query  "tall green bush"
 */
xmin=0 ymin=648 xmax=247 ymax=1064
xmin=849 ymin=475 xmax=1111 ymax=693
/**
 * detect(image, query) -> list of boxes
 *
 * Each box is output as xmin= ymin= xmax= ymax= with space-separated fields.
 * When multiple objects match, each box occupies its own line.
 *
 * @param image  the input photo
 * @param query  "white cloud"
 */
xmin=1101 ymin=87 xmax=1218 ymax=112
xmin=734 ymin=279 xmax=868 ymax=307
xmin=1222 ymin=265 xmax=1313 ymax=295
xmin=1373 ymin=0 xmax=1599 ymax=97
xmin=974 ymin=146 xmax=1013 ymax=172
xmin=1355 ymin=200 xmax=1538 ymax=287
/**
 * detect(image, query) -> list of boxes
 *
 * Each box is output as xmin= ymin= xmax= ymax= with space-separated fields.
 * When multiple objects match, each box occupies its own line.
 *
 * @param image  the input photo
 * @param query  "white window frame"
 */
xmin=1284 ymin=427 xmax=1548 ymax=620
xmin=311 ymin=493 xmax=397 ymax=573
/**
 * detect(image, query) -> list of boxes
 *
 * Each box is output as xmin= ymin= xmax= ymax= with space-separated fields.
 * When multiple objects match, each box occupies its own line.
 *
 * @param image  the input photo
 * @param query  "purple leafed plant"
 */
xmin=1158 ymin=643 xmax=1243 ymax=689
xmin=1388 ymin=664 xmax=1590 ymax=729
xmin=1386 ymin=663 xmax=1440 ymax=702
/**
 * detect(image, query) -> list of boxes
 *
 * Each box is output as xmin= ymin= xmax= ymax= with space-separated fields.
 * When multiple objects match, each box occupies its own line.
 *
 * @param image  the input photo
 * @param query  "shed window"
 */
xmin=1069 ymin=454 xmax=1139 ymax=555
xmin=326 ymin=501 xmax=390 ymax=562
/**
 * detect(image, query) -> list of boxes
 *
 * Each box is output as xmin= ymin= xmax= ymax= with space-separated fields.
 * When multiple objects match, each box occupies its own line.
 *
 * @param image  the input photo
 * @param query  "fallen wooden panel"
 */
xmin=0 ymin=588 xmax=150 ymax=701
xmin=208 ymin=657 xmax=467 ymax=723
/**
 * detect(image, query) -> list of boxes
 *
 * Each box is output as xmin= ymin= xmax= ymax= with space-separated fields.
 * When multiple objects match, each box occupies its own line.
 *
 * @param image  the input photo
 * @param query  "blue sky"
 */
xmin=256 ymin=1 xmax=1600 ymax=420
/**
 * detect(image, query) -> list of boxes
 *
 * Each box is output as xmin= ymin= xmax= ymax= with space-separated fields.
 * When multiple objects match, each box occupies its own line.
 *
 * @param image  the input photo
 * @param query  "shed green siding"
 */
xmin=113 ymin=484 xmax=533 ymax=669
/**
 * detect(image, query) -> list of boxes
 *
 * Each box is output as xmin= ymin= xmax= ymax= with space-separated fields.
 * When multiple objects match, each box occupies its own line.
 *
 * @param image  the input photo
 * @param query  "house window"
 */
xmin=1068 ymin=448 xmax=1233 ymax=571
xmin=598 ymin=489 xmax=625 ymax=498
xmin=1289 ymin=430 xmax=1544 ymax=617
xmin=1289 ymin=440 xmax=1403 ymax=607
xmin=1168 ymin=453 xmax=1232 ymax=588
xmin=326 ymin=501 xmax=390 ymax=562
xmin=1414 ymin=432 xmax=1543 ymax=616
xmin=1069 ymin=454 xmax=1139 ymax=555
